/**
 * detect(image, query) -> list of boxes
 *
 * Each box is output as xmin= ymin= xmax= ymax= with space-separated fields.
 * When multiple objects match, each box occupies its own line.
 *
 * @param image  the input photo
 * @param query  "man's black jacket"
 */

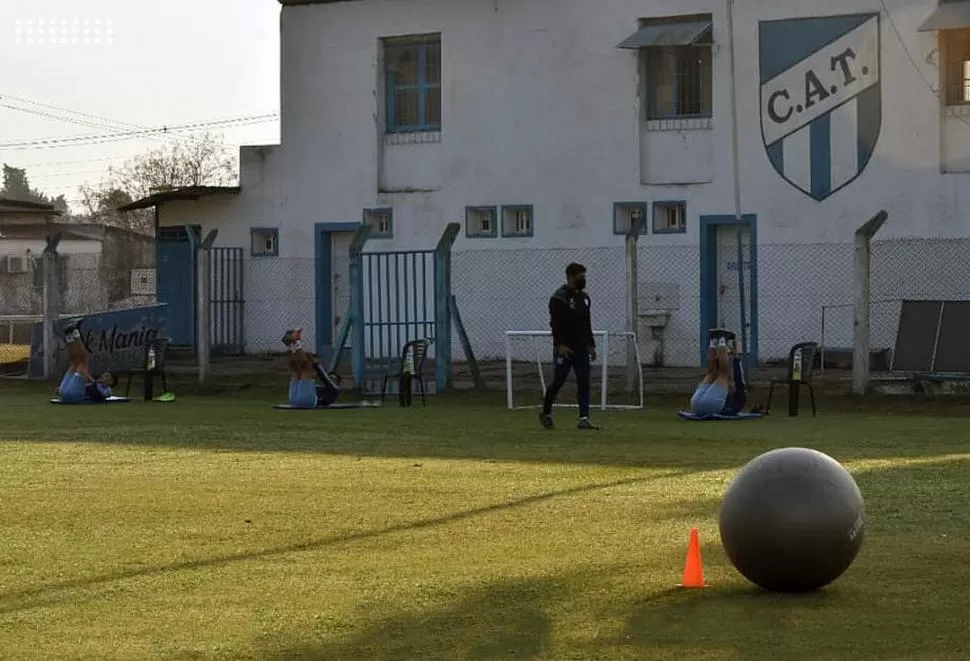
xmin=549 ymin=285 xmax=595 ymax=351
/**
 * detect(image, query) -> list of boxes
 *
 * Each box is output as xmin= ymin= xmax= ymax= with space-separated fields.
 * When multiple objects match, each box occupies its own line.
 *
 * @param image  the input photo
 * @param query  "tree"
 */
xmin=109 ymin=132 xmax=238 ymax=200
xmin=1 ymin=164 xmax=67 ymax=212
xmin=79 ymin=132 xmax=238 ymax=233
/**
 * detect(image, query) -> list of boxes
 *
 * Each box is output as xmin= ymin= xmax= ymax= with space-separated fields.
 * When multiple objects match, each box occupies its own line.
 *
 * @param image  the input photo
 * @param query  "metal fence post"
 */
xmin=41 ymin=233 xmax=62 ymax=380
xmin=853 ymin=210 xmax=888 ymax=395
xmin=433 ymin=223 xmax=461 ymax=392
xmin=349 ymin=224 xmax=370 ymax=389
xmin=196 ymin=229 xmax=218 ymax=385
xmin=625 ymin=221 xmax=640 ymax=391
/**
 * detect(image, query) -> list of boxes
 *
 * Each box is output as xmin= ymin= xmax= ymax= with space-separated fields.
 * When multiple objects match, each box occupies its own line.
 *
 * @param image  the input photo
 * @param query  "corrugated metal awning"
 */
xmin=918 ymin=1 xmax=970 ymax=31
xmin=616 ymin=21 xmax=712 ymax=49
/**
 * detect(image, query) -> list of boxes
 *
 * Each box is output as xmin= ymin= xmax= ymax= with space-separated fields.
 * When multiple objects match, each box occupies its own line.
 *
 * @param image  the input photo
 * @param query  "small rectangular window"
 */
xmin=501 ymin=205 xmax=533 ymax=238
xmin=363 ymin=208 xmax=394 ymax=238
xmin=466 ymin=206 xmax=498 ymax=238
xmin=613 ymin=202 xmax=649 ymax=235
xmin=653 ymin=201 xmax=687 ymax=234
xmin=251 ymin=228 xmax=279 ymax=256
xmin=941 ymin=28 xmax=970 ymax=106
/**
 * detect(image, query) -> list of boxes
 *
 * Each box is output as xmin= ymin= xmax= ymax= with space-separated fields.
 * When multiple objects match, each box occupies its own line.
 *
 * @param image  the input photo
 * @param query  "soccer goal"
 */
xmin=504 ymin=330 xmax=644 ymax=410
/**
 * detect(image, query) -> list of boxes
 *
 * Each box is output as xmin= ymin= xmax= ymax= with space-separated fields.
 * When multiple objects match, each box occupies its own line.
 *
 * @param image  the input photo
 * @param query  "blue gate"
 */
xmin=209 ymin=247 xmax=244 ymax=355
xmin=156 ymin=226 xmax=196 ymax=346
xmin=359 ymin=249 xmax=437 ymax=393
xmin=345 ymin=223 xmax=460 ymax=394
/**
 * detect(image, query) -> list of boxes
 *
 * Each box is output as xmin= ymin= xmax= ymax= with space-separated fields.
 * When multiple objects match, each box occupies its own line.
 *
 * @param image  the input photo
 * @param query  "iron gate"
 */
xmin=209 ymin=247 xmax=244 ymax=355
xmin=359 ymin=249 xmax=436 ymax=393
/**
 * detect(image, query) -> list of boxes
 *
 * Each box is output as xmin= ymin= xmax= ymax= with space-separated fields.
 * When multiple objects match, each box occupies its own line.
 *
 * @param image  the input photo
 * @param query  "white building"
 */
xmin=134 ymin=0 xmax=970 ymax=375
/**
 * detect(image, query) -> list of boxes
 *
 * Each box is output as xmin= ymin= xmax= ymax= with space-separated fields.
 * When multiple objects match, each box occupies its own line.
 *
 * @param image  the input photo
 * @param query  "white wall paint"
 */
xmin=166 ymin=0 xmax=970 ymax=368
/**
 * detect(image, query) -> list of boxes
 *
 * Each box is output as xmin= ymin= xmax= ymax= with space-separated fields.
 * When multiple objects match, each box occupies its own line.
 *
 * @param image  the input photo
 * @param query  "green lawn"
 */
xmin=0 ymin=384 xmax=968 ymax=660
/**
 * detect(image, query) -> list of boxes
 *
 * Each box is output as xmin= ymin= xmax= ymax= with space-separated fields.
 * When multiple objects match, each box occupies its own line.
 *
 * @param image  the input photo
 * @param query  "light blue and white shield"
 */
xmin=760 ymin=13 xmax=881 ymax=201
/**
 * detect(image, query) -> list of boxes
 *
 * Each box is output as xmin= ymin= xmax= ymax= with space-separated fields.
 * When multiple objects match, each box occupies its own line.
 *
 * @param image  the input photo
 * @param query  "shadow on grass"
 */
xmin=0 ymin=473 xmax=679 ymax=615
xmin=260 ymin=576 xmax=567 ymax=661
xmin=5 ymin=382 xmax=968 ymax=475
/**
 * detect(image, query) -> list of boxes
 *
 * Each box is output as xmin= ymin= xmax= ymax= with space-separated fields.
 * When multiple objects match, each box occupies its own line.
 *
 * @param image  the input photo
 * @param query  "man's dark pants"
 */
xmin=541 ymin=348 xmax=591 ymax=417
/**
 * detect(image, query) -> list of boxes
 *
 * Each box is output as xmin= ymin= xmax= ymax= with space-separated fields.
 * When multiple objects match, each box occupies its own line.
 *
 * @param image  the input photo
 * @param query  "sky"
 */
xmin=0 ymin=0 xmax=281 ymax=210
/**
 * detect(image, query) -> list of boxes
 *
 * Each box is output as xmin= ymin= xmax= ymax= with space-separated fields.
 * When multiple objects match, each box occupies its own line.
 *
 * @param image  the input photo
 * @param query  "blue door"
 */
xmin=156 ymin=227 xmax=196 ymax=346
xmin=699 ymin=215 xmax=759 ymax=366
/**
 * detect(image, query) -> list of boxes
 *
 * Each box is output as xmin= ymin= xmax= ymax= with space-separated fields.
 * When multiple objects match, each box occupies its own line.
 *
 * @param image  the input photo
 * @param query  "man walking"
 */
xmin=539 ymin=262 xmax=598 ymax=430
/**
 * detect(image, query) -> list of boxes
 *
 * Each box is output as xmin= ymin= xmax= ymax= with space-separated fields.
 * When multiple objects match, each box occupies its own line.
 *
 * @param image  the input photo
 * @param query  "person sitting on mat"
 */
xmin=85 ymin=372 xmax=117 ymax=402
xmin=282 ymin=328 xmax=342 ymax=408
xmin=689 ymin=343 xmax=735 ymax=416
xmin=56 ymin=321 xmax=93 ymax=403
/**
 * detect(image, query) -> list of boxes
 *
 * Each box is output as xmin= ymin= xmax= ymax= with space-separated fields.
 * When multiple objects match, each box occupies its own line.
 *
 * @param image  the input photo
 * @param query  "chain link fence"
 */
xmin=0 ymin=250 xmax=155 ymax=374
xmin=9 ymin=232 xmax=970 ymax=387
xmin=243 ymin=258 xmax=316 ymax=354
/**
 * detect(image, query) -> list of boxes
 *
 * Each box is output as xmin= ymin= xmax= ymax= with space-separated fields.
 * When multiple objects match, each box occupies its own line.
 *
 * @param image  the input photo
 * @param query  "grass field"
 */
xmin=1 ymin=382 xmax=968 ymax=660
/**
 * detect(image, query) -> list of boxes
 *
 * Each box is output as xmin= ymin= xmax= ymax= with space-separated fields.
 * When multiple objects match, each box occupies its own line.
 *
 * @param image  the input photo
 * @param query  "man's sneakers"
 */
xmin=538 ymin=413 xmax=600 ymax=430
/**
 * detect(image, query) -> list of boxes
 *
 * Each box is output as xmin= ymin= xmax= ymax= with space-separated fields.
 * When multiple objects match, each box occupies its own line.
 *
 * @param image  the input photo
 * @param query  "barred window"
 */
xmin=942 ymin=28 xmax=970 ymax=106
xmin=644 ymin=44 xmax=713 ymax=120
xmin=383 ymin=35 xmax=441 ymax=133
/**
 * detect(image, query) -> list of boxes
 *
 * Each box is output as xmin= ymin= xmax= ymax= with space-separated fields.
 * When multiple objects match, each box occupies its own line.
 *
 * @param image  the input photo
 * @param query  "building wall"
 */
xmin=0 ymin=232 xmax=155 ymax=318
xmin=157 ymin=145 xmax=324 ymax=352
xmin=157 ymin=0 xmax=970 ymax=368
xmin=279 ymin=0 xmax=969 ymax=245
xmin=271 ymin=0 xmax=970 ymax=365
xmin=0 ymin=238 xmax=102 ymax=256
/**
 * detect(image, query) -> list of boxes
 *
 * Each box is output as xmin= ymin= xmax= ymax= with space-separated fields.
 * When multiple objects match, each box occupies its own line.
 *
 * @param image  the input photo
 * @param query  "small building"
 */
xmin=131 ymin=0 xmax=970 ymax=371
xmin=0 ymin=198 xmax=155 ymax=323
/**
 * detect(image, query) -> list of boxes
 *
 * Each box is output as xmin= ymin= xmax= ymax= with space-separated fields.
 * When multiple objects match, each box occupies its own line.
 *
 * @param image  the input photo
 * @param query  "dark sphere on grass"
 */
xmin=718 ymin=447 xmax=865 ymax=593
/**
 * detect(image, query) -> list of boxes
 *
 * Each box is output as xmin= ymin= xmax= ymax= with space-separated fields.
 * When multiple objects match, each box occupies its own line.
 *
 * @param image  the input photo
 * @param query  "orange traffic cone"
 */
xmin=677 ymin=527 xmax=707 ymax=588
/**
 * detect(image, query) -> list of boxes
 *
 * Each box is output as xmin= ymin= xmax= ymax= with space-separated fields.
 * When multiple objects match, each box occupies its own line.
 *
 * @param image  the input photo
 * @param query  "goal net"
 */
xmin=504 ymin=330 xmax=643 ymax=410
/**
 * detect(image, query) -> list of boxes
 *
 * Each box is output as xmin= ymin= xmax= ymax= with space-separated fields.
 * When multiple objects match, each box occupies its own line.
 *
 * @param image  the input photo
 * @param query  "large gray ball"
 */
xmin=718 ymin=447 xmax=865 ymax=592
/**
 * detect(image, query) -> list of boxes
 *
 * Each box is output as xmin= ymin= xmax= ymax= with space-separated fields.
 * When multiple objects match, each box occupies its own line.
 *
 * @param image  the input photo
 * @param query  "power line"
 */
xmin=0 ymin=92 xmax=154 ymax=133
xmin=0 ymin=102 xmax=176 ymax=147
xmin=0 ymin=113 xmax=280 ymax=150
xmin=10 ymin=154 xmax=135 ymax=168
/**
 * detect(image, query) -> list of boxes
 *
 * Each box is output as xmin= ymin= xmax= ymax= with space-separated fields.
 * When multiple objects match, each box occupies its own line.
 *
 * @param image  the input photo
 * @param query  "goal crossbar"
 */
xmin=504 ymin=330 xmax=644 ymax=411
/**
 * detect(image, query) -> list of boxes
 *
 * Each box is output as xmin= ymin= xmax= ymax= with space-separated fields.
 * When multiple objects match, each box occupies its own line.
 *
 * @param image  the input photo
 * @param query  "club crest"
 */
xmin=759 ymin=13 xmax=881 ymax=201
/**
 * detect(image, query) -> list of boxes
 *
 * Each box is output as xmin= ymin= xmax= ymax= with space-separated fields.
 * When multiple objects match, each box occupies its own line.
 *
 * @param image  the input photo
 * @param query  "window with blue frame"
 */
xmin=641 ymin=15 xmax=713 ymax=120
xmin=363 ymin=208 xmax=394 ymax=239
xmin=251 ymin=228 xmax=279 ymax=256
xmin=384 ymin=34 xmax=441 ymax=133
xmin=653 ymin=201 xmax=687 ymax=234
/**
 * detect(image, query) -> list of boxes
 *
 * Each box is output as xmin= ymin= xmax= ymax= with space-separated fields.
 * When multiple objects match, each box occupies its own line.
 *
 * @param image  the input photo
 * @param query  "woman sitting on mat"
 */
xmin=282 ymin=328 xmax=342 ymax=408
xmin=690 ymin=343 xmax=735 ymax=416
xmin=86 ymin=372 xmax=117 ymax=402
xmin=56 ymin=321 xmax=93 ymax=403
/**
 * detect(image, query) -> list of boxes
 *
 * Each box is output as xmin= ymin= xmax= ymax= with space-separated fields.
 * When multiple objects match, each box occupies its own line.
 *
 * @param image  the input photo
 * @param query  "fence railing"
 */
xmin=14 ymin=212 xmax=970 ymax=393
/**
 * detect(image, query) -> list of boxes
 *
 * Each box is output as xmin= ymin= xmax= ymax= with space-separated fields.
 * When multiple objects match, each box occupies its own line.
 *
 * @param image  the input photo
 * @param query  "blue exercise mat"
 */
xmin=50 ymin=396 xmax=132 ymax=405
xmin=677 ymin=410 xmax=764 ymax=421
xmin=273 ymin=402 xmax=379 ymax=410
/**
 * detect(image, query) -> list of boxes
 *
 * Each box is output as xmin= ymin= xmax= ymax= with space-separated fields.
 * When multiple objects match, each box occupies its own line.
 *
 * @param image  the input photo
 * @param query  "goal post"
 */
xmin=504 ymin=330 xmax=644 ymax=410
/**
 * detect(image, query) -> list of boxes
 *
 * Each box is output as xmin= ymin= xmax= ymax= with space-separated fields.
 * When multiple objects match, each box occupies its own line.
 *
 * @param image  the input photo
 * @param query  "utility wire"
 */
xmin=0 ymin=113 xmax=279 ymax=149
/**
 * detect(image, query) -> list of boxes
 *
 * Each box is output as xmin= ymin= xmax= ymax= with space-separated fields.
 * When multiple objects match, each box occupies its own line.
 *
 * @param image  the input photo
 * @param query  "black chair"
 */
xmin=381 ymin=338 xmax=431 ymax=406
xmin=766 ymin=341 xmax=819 ymax=417
xmin=125 ymin=336 xmax=171 ymax=401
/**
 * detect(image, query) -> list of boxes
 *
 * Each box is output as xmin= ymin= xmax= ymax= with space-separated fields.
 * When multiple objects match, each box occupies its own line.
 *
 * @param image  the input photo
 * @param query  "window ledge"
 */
xmin=645 ymin=117 xmax=713 ymax=132
xmin=944 ymin=104 xmax=970 ymax=118
xmin=385 ymin=131 xmax=442 ymax=146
